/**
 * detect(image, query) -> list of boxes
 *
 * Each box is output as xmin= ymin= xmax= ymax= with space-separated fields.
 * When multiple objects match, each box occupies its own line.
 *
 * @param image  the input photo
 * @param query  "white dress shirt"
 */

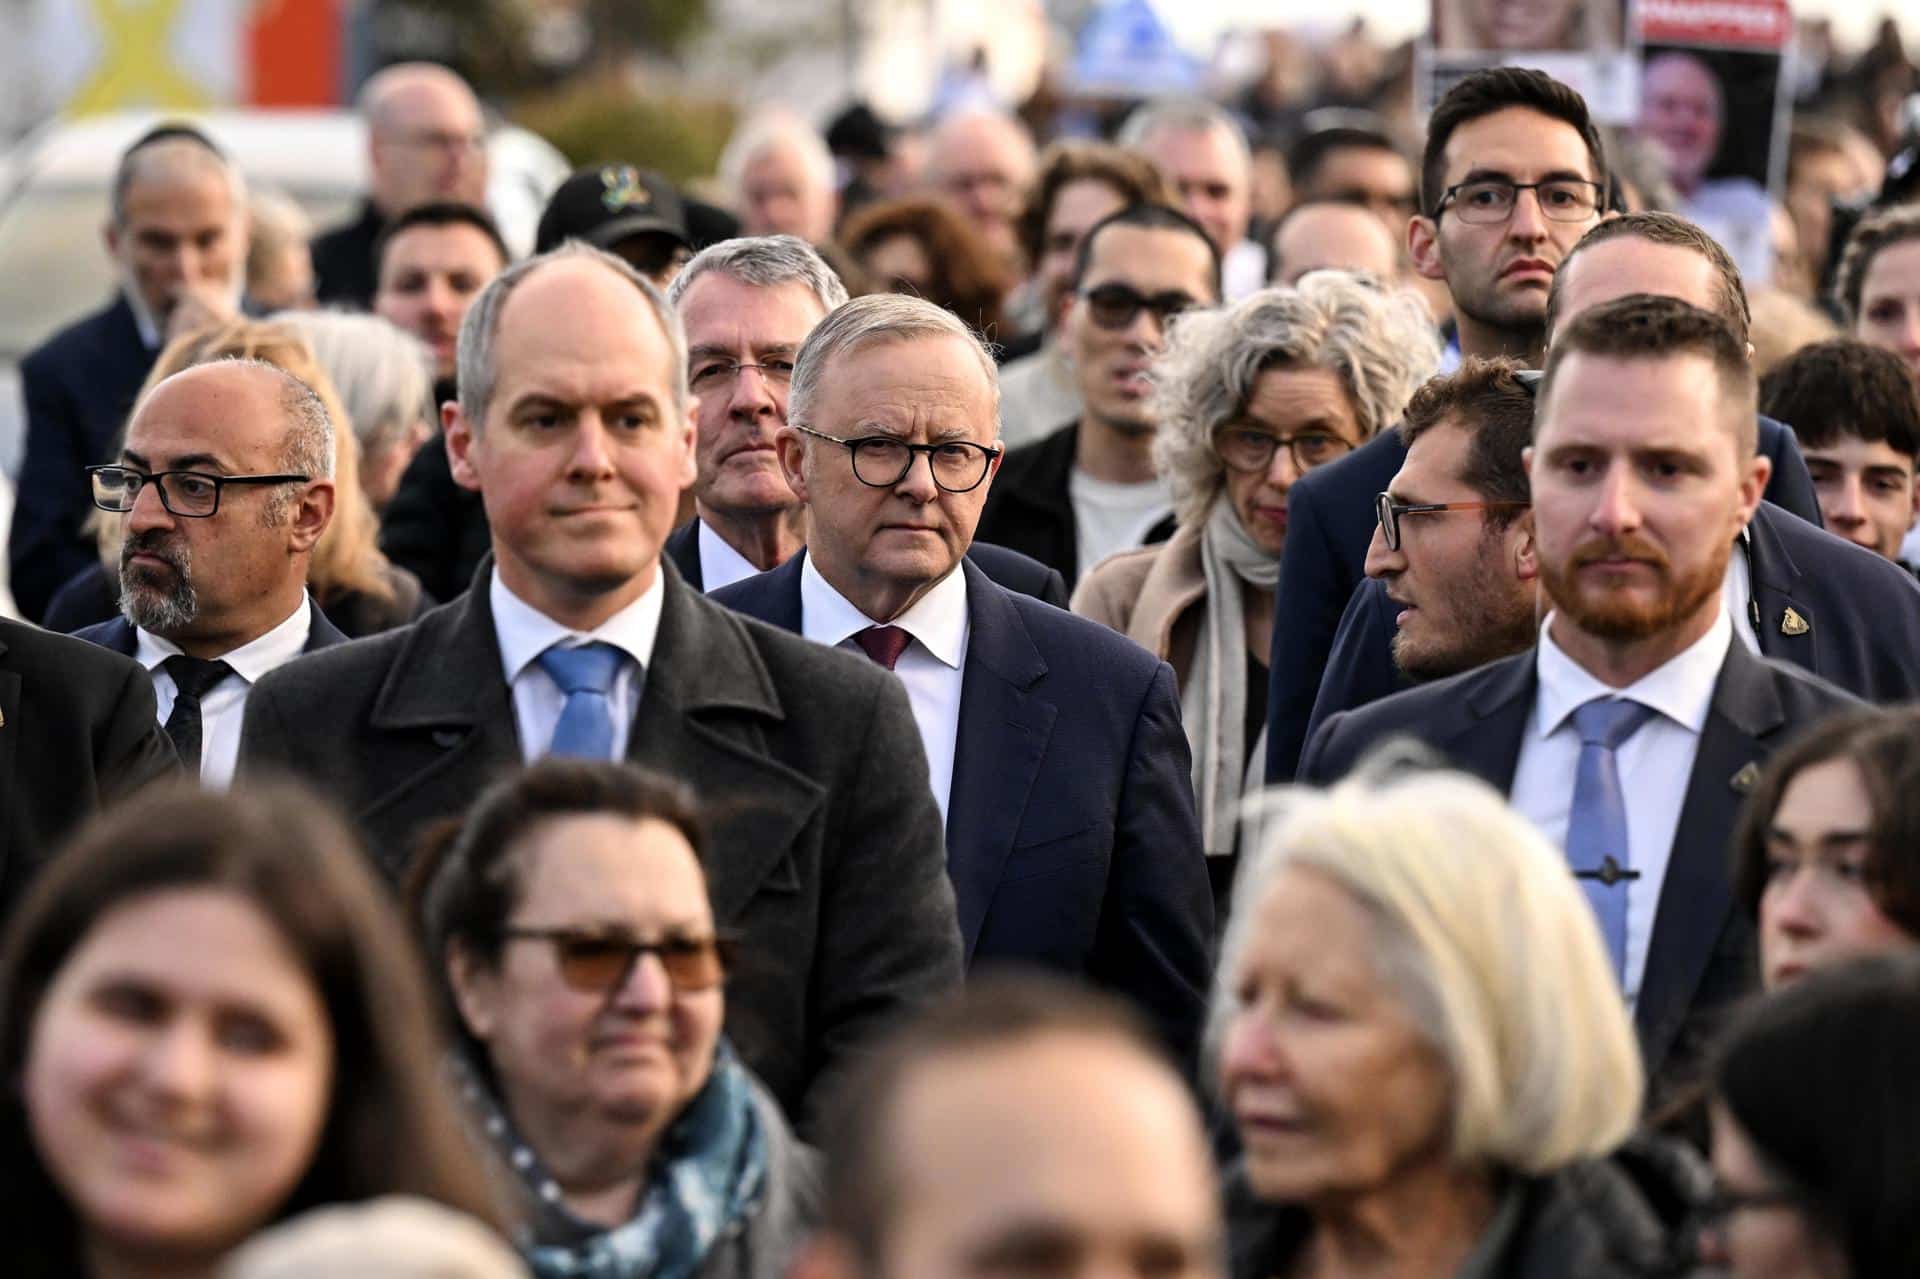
xmin=697 ymin=519 xmax=763 ymax=594
xmin=799 ymin=554 xmax=968 ymax=821
xmin=1508 ymin=609 xmax=1734 ymax=1007
xmin=1724 ymin=535 xmax=1759 ymax=653
xmin=137 ymin=596 xmax=312 ymax=790
xmin=491 ymin=571 xmax=663 ymax=763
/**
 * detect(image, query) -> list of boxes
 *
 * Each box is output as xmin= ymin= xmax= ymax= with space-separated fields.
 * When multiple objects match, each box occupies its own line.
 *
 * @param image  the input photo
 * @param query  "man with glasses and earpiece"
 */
xmin=72 ymin=358 xmax=349 ymax=788
xmin=712 ymin=293 xmax=1214 ymax=1073
xmin=978 ymin=204 xmax=1222 ymax=589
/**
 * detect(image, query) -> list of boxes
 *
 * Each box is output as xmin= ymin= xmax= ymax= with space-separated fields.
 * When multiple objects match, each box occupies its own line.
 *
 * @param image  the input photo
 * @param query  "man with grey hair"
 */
xmin=722 ymin=111 xmax=838 ymax=245
xmin=10 ymin=123 xmax=250 ymax=622
xmin=711 ymin=293 xmax=1212 ymax=1070
xmin=1119 ymin=98 xmax=1265 ymax=298
xmin=243 ymin=242 xmax=965 ymax=1129
xmin=72 ymin=358 xmax=346 ymax=789
xmin=312 ymin=61 xmax=490 ymax=307
xmin=925 ymin=109 xmax=1038 ymax=275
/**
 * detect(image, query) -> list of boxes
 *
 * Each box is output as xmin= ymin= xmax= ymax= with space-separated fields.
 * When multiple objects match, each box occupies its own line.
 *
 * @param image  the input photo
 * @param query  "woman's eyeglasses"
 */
xmin=502 ymin=927 xmax=738 ymax=993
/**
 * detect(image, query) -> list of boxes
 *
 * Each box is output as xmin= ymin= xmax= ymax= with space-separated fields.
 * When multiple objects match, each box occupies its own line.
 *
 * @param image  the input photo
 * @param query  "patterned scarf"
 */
xmin=457 ymin=1040 xmax=768 ymax=1279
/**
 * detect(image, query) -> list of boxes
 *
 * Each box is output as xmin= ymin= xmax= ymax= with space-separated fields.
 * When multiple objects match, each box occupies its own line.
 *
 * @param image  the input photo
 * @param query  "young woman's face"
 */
xmin=23 ymin=889 xmax=335 ymax=1263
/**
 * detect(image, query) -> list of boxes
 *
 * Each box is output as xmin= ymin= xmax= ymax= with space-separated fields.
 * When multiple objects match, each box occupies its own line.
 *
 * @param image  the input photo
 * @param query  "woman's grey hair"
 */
xmin=666 ymin=233 xmax=849 ymax=312
xmin=788 ymin=292 xmax=1000 ymax=434
xmin=457 ymin=242 xmax=688 ymax=428
xmin=277 ymin=310 xmax=432 ymax=457
xmin=719 ymin=110 xmax=835 ymax=200
xmin=1213 ymin=749 xmax=1643 ymax=1175
xmin=1150 ymin=274 xmax=1440 ymax=526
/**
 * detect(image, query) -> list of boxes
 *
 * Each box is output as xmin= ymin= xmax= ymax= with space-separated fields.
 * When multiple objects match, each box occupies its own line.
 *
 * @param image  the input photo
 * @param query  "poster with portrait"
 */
xmin=1634 ymin=0 xmax=1793 ymax=288
xmin=1419 ymin=0 xmax=1639 ymax=124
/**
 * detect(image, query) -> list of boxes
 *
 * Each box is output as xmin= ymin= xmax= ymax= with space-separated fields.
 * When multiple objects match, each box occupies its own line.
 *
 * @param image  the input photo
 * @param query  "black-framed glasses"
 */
xmin=1432 ymin=178 xmax=1604 ymax=224
xmin=1080 ymin=282 xmax=1202 ymax=331
xmin=502 ymin=927 xmax=739 ymax=994
xmin=1215 ymin=426 xmax=1355 ymax=474
xmin=86 ymin=465 xmax=312 ymax=519
xmin=1374 ymin=491 xmax=1530 ymax=551
xmin=688 ymin=358 xmax=795 ymax=393
xmin=793 ymin=424 xmax=1001 ymax=493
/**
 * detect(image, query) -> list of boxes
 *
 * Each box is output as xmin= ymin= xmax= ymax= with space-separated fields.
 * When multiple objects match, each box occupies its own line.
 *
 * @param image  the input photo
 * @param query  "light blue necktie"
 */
xmin=536 ymin=642 xmax=626 ymax=760
xmin=1565 ymin=696 xmax=1656 ymax=985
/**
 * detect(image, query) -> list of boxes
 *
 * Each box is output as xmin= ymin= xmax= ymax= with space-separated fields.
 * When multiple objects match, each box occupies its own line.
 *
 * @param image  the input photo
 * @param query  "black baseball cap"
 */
xmin=536 ymin=164 xmax=690 ymax=254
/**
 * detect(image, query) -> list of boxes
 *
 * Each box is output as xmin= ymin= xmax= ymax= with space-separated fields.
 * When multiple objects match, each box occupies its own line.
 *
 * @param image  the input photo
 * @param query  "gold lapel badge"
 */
xmin=1780 ymin=607 xmax=1809 ymax=636
xmin=1731 ymin=762 xmax=1761 ymax=794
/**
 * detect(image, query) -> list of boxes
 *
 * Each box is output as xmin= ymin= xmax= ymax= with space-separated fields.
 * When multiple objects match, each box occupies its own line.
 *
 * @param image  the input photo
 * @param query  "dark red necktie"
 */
xmin=854 ymin=625 xmax=913 ymax=671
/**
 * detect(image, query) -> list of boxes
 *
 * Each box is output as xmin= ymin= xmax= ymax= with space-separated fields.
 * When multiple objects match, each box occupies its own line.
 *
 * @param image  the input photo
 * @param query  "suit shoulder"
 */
xmin=1319 ymin=655 xmax=1519 ymax=740
xmin=1 ymin=618 xmax=145 ymax=684
xmin=22 ymin=302 xmax=117 ymax=369
xmin=710 ymin=597 xmax=896 ymax=696
xmin=1007 ymin=587 xmax=1162 ymax=679
xmin=1756 ymin=652 xmax=1863 ymax=716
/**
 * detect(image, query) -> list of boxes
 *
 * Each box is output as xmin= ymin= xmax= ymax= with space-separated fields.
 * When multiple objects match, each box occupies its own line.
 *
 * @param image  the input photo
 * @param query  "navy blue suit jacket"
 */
xmin=712 ymin=553 xmax=1214 ymax=1067
xmin=74 ymin=598 xmax=350 ymax=660
xmin=8 ymin=296 xmax=159 ymax=621
xmin=1265 ymin=417 xmax=1823 ymax=783
xmin=1307 ymin=500 xmax=1920 ymax=743
xmin=665 ymin=517 xmax=1070 ymax=608
xmin=1298 ymin=639 xmax=1859 ymax=1082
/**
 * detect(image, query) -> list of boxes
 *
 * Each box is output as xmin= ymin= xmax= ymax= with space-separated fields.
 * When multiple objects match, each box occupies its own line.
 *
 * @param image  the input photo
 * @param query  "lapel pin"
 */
xmin=1780 ymin=607 xmax=1809 ymax=636
xmin=1731 ymin=762 xmax=1760 ymax=794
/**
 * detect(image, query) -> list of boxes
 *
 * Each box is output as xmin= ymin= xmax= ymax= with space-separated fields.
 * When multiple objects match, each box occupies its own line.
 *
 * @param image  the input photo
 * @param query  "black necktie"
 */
xmin=161 ymin=654 xmax=235 ymax=777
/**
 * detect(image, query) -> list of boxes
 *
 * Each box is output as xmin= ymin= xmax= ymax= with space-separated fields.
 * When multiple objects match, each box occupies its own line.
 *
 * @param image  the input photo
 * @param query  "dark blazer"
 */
xmin=7 ymin=295 xmax=160 ymax=622
xmin=1298 ymin=639 xmax=1860 ymax=1080
xmin=710 ymin=553 xmax=1213 ymax=1066
xmin=380 ymin=433 xmax=493 ymax=603
xmin=0 ymin=618 xmax=178 ymax=912
xmin=73 ymin=597 xmax=350 ymax=660
xmin=240 ymin=558 xmax=963 ymax=1126
xmin=975 ymin=422 xmax=1178 ymax=591
xmin=1306 ymin=501 xmax=1920 ymax=743
xmin=1266 ymin=417 xmax=1825 ymax=782
xmin=668 ymin=517 xmax=1071 ymax=608
xmin=310 ymin=199 xmax=386 ymax=309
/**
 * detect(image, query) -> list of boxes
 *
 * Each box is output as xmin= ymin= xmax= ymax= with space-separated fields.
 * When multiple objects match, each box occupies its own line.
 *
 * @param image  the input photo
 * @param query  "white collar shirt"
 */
xmin=137 ymin=596 xmax=312 ymax=790
xmin=491 ymin=569 xmax=663 ymax=763
xmin=799 ymin=552 xmax=969 ymax=822
xmin=1508 ymin=608 xmax=1733 ymax=1007
xmin=1724 ymin=534 xmax=1759 ymax=653
xmin=697 ymin=519 xmax=763 ymax=594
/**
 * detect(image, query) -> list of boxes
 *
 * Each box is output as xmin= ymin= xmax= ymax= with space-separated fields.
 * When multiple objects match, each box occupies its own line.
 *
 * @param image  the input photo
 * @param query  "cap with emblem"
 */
xmin=535 ymin=164 xmax=690 ymax=255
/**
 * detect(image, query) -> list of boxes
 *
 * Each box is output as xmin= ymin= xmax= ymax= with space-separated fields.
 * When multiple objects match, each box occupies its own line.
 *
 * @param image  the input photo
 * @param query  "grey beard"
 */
xmin=119 ymin=541 xmax=199 ymax=634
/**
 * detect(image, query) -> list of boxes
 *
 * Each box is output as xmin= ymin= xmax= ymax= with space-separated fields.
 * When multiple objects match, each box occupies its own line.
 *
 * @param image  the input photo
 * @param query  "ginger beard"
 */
xmin=1535 ymin=528 xmax=1730 ymax=643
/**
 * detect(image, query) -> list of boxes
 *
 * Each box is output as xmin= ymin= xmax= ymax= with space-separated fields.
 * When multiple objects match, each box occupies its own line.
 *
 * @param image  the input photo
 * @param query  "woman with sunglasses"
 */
xmin=1072 ymin=273 xmax=1437 ymax=914
xmin=414 ymin=758 xmax=819 ymax=1279
xmin=0 ymin=782 xmax=501 ymax=1278
xmin=1698 ymin=953 xmax=1920 ymax=1275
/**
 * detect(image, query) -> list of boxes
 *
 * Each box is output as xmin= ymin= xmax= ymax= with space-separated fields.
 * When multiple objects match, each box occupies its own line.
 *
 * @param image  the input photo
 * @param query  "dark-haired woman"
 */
xmin=1700 ymin=954 xmax=1920 ymax=1275
xmin=414 ymin=759 xmax=819 ymax=1279
xmin=0 ymin=782 xmax=500 ymax=1279
xmin=1729 ymin=705 xmax=1920 ymax=989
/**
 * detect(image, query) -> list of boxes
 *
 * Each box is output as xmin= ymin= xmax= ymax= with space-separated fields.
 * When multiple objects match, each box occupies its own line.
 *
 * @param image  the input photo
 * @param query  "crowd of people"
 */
xmin=4 ymin=24 xmax=1920 ymax=1277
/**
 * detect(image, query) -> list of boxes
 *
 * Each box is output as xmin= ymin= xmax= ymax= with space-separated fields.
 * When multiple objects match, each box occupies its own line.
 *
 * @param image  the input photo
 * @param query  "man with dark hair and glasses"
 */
xmin=73 ymin=358 xmax=348 ymax=787
xmin=713 ymin=293 xmax=1213 ymax=1072
xmin=977 ymin=203 xmax=1221 ymax=589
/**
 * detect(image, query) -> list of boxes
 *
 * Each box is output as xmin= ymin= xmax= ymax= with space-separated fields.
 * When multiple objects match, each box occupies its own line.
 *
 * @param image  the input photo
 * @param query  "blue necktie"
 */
xmin=536 ymin=642 xmax=626 ymax=760
xmin=1565 ymin=696 xmax=1656 ymax=985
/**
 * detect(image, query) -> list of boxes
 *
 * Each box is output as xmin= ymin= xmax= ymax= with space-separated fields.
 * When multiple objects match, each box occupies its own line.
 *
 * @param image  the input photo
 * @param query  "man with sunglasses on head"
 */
xmin=712 ymin=293 xmax=1213 ymax=1072
xmin=977 ymin=204 xmax=1221 ymax=590
xmin=72 ymin=359 xmax=347 ymax=788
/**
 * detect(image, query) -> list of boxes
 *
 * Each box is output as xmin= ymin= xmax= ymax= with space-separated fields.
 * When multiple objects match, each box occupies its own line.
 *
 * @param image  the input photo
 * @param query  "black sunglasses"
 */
xmin=1080 ymin=282 xmax=1201 ymax=331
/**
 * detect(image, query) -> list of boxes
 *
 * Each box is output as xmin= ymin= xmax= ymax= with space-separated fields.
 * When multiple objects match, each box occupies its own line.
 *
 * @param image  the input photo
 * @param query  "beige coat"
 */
xmin=1070 ymin=520 xmax=1207 ymax=690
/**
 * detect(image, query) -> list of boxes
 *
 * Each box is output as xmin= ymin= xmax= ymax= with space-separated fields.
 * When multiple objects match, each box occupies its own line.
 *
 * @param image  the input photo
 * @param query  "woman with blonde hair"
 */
xmin=42 ymin=317 xmax=430 ymax=637
xmin=1217 ymin=761 xmax=1706 ymax=1278
xmin=1072 ymin=273 xmax=1437 ymax=908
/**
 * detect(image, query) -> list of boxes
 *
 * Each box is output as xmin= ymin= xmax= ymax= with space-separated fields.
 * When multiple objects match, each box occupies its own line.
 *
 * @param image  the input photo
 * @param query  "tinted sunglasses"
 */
xmin=502 ymin=927 xmax=738 ymax=993
xmin=1080 ymin=282 xmax=1201 ymax=330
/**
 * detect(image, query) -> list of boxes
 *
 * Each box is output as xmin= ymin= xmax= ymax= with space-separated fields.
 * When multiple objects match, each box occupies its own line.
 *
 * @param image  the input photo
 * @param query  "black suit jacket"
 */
xmin=380 ymin=435 xmax=493 ymax=603
xmin=710 ymin=554 xmax=1213 ymax=1066
xmin=668 ymin=517 xmax=1071 ymax=608
xmin=1265 ymin=417 xmax=1824 ymax=783
xmin=72 ymin=598 xmax=350 ymax=660
xmin=240 ymin=559 xmax=963 ymax=1126
xmin=975 ymin=422 xmax=1178 ymax=591
xmin=1306 ymin=501 xmax=1920 ymax=743
xmin=310 ymin=200 xmax=386 ymax=309
xmin=1298 ymin=639 xmax=1860 ymax=1080
xmin=7 ymin=295 xmax=159 ymax=621
xmin=0 ymin=619 xmax=178 ymax=912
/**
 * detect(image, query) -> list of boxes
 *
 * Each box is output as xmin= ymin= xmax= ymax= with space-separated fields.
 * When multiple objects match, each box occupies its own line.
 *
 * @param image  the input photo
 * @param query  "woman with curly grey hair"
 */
xmin=1072 ymin=272 xmax=1437 ymax=902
